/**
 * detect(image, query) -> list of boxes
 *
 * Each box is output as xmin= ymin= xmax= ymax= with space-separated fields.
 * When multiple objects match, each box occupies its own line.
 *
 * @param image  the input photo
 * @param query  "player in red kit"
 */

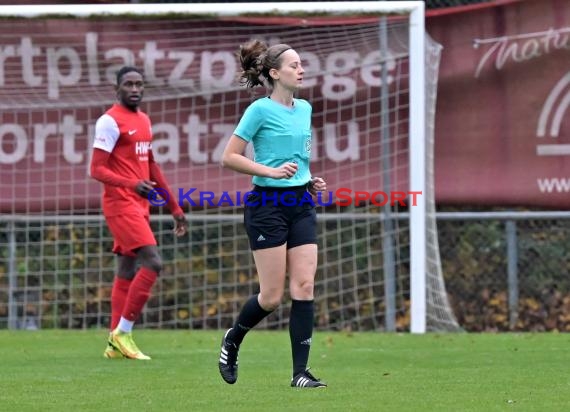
xmin=90 ymin=66 xmax=188 ymax=360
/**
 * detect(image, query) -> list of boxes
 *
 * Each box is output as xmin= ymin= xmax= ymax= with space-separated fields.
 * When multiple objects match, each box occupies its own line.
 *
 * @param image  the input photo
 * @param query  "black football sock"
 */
xmin=227 ymin=294 xmax=272 ymax=346
xmin=289 ymin=299 xmax=315 ymax=377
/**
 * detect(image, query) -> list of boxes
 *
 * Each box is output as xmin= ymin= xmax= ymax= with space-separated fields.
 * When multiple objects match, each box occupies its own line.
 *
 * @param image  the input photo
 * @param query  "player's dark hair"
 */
xmin=237 ymin=40 xmax=292 ymax=89
xmin=116 ymin=66 xmax=144 ymax=85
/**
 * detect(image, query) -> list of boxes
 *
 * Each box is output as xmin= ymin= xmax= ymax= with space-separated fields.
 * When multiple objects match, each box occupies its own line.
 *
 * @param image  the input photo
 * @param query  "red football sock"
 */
xmin=121 ymin=267 xmax=158 ymax=322
xmin=110 ymin=276 xmax=131 ymax=331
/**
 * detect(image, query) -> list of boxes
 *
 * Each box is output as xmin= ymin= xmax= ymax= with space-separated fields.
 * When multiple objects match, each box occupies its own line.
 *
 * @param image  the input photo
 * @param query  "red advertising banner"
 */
xmin=0 ymin=16 xmax=408 ymax=213
xmin=1 ymin=0 xmax=568 ymax=212
xmin=428 ymin=0 xmax=570 ymax=208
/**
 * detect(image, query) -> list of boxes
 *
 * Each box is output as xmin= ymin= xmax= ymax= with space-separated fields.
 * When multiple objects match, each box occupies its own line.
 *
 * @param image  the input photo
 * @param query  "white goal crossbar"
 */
xmin=0 ymin=2 xmax=424 ymax=18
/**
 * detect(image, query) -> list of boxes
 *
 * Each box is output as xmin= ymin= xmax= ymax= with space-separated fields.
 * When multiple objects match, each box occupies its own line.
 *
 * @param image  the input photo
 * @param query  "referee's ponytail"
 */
xmin=237 ymin=40 xmax=292 ymax=89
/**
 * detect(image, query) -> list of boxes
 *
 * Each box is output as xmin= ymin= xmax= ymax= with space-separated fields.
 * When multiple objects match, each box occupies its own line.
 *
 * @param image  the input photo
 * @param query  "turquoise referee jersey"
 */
xmin=234 ymin=96 xmax=312 ymax=188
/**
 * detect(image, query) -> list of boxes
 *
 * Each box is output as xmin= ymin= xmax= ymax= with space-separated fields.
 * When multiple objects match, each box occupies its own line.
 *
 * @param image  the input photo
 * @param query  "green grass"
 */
xmin=1 ymin=331 xmax=570 ymax=411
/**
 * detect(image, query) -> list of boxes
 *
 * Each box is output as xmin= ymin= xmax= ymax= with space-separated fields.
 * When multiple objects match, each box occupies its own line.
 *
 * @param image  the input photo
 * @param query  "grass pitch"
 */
xmin=1 ymin=330 xmax=569 ymax=411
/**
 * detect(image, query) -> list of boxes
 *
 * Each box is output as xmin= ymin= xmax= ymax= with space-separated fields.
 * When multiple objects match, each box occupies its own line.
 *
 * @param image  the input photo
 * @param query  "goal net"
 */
xmin=0 ymin=2 xmax=460 ymax=332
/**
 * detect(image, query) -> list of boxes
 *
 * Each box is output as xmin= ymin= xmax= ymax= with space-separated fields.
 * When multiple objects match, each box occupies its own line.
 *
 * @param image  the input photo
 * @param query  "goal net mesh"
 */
xmin=0 ymin=11 xmax=459 ymax=331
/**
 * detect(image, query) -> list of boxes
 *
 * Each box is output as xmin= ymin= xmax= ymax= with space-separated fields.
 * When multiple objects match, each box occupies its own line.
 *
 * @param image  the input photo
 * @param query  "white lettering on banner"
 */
xmin=0 ymin=114 xmax=361 ymax=165
xmin=86 ymin=32 xmax=100 ymax=85
xmin=139 ymin=41 xmax=165 ymax=85
xmin=20 ymin=37 xmax=42 ymax=87
xmin=0 ymin=124 xmax=27 ymax=163
xmin=167 ymin=50 xmax=196 ymax=86
xmin=323 ymin=122 xmax=360 ymax=162
xmin=0 ymin=45 xmax=15 ymax=86
xmin=473 ymin=27 xmax=570 ymax=78
xmin=537 ymin=177 xmax=570 ymax=193
xmin=46 ymin=46 xmax=81 ymax=99
xmin=0 ymin=115 xmax=84 ymax=164
xmin=0 ymin=33 xmax=397 ymax=101
xmin=152 ymin=116 xmax=361 ymax=164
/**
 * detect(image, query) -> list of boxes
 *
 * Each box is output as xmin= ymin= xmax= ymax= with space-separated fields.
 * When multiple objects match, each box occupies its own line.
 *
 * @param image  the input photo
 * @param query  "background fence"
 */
xmin=3 ymin=210 xmax=570 ymax=332
xmin=439 ymin=210 xmax=570 ymax=332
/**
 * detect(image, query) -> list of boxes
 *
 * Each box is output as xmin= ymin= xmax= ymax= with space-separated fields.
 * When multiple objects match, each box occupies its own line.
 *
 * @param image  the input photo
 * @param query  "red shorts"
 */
xmin=105 ymin=214 xmax=157 ymax=257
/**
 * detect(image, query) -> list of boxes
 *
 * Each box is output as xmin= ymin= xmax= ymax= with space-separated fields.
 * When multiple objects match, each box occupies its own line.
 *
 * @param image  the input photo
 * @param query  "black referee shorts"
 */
xmin=244 ymin=185 xmax=317 ymax=251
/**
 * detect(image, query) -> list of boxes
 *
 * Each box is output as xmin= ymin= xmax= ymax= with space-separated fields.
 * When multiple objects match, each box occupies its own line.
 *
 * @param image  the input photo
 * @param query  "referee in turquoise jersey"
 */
xmin=218 ymin=39 xmax=327 ymax=388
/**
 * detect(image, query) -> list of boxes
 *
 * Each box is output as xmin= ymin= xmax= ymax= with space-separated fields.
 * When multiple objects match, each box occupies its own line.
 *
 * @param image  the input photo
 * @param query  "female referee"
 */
xmin=217 ymin=39 xmax=327 ymax=388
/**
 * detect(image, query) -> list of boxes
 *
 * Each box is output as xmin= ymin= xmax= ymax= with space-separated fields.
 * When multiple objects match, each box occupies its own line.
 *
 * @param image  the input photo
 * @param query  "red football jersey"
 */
xmin=93 ymin=104 xmax=153 ymax=217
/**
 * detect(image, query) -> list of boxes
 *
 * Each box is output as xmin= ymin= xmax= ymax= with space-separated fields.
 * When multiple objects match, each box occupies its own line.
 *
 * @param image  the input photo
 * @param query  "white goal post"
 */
xmin=0 ymin=2 xmax=458 ymax=333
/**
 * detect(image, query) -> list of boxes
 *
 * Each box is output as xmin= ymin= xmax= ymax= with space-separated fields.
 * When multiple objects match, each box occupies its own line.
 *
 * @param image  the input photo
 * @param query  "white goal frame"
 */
xmin=0 ymin=1 xmax=428 ymax=333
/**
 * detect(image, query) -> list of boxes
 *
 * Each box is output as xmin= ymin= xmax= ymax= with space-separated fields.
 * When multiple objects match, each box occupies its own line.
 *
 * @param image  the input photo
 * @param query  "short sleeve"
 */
xmin=93 ymin=114 xmax=120 ymax=153
xmin=234 ymin=102 xmax=261 ymax=142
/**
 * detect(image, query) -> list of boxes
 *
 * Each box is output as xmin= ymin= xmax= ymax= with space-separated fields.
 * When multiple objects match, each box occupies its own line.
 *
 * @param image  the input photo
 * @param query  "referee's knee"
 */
xmin=258 ymin=294 xmax=282 ymax=311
